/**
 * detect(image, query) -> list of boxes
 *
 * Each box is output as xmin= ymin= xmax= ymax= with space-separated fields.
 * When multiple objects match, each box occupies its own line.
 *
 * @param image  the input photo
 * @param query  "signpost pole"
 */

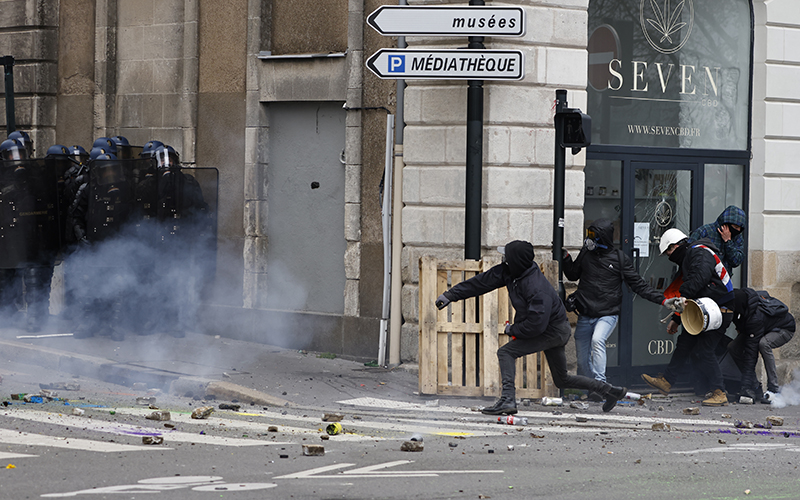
xmin=465 ymin=0 xmax=485 ymax=261
xmin=553 ymin=89 xmax=567 ymax=301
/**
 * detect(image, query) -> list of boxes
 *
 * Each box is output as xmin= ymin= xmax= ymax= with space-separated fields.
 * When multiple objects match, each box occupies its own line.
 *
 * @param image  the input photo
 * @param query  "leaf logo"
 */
xmin=640 ymin=0 xmax=694 ymax=54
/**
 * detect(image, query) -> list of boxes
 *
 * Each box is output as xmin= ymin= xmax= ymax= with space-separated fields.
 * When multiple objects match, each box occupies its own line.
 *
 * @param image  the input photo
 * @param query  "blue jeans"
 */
xmin=574 ymin=315 xmax=618 ymax=383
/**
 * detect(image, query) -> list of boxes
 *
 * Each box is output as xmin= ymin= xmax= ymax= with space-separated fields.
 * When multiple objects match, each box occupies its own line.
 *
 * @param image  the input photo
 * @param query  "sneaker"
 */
xmin=641 ymin=374 xmax=671 ymax=396
xmin=481 ymin=396 xmax=518 ymax=415
xmin=702 ymin=389 xmax=729 ymax=406
xmin=602 ymin=386 xmax=627 ymax=413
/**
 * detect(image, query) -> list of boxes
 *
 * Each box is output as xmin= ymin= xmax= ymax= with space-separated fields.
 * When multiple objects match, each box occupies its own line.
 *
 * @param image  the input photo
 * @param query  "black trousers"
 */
xmin=497 ymin=320 xmax=613 ymax=398
xmin=664 ymin=312 xmax=733 ymax=391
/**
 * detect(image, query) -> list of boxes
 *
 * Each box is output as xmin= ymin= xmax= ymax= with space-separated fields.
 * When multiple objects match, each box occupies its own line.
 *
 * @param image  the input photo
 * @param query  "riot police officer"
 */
xmin=0 ymin=139 xmax=61 ymax=332
xmin=135 ymin=145 xmax=209 ymax=337
xmin=8 ymin=130 xmax=34 ymax=157
xmin=68 ymin=153 xmax=136 ymax=340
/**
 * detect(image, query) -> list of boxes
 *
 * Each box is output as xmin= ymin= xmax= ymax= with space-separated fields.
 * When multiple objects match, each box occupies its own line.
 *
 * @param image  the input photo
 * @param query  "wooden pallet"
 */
xmin=418 ymin=256 xmax=552 ymax=398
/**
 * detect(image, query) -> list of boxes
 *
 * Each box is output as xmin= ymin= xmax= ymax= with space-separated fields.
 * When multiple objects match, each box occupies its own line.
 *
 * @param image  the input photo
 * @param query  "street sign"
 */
xmin=366 ymin=49 xmax=524 ymax=81
xmin=367 ymin=6 xmax=526 ymax=37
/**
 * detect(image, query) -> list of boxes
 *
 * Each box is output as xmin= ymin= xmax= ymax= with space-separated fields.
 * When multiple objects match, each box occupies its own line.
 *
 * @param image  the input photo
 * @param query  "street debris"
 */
xmin=325 ymin=423 xmax=343 ymax=435
xmin=719 ymin=439 xmax=726 ymax=444
xmin=268 ymin=426 xmax=279 ymax=432
xmin=39 ymin=382 xmax=80 ymax=391
xmin=410 ymin=434 xmax=423 ymax=442
xmin=507 ymin=445 xmax=515 ymax=451
xmin=570 ymin=402 xmax=589 ymax=410
xmin=142 ymin=436 xmax=164 ymax=445
xmin=164 ymin=423 xmax=175 ymax=429
xmin=575 ymin=416 xmax=589 ymax=423
xmin=683 ymin=407 xmax=700 ymax=415
xmin=191 ymin=406 xmax=214 ymax=419
xmin=767 ymin=416 xmax=784 ymax=426
xmin=320 ymin=434 xmax=329 ymax=440
xmin=322 ymin=413 xmax=343 ymax=422
xmin=71 ymin=408 xmax=85 ymax=416
xmin=739 ymin=395 xmax=755 ymax=405
xmin=487 ymin=449 xmax=494 ymax=454
xmin=497 ymin=415 xmax=527 ymax=426
xmin=146 ymin=411 xmax=171 ymax=421
xmin=722 ymin=414 xmax=732 ymax=418
xmin=735 ymin=420 xmax=754 ymax=429
xmin=218 ymin=403 xmax=241 ymax=411
xmin=136 ymin=397 xmax=156 ymax=406
xmin=624 ymin=391 xmax=651 ymax=402
xmin=448 ymin=442 xmax=458 ymax=448
xmin=425 ymin=399 xmax=439 ymax=407
xmin=541 ymin=397 xmax=563 ymax=406
xmin=401 ymin=441 xmax=423 ymax=452
xmin=302 ymin=444 xmax=325 ymax=456
xmin=10 ymin=394 xmax=25 ymax=400
xmin=652 ymin=422 xmax=672 ymax=432
xmin=530 ymin=433 xmax=545 ymax=439
xmin=279 ymin=454 xmax=289 ymax=459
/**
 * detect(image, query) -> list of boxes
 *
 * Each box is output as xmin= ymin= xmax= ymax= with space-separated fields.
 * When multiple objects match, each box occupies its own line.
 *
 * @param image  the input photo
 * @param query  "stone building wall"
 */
xmin=399 ymin=0 xmax=590 ymax=361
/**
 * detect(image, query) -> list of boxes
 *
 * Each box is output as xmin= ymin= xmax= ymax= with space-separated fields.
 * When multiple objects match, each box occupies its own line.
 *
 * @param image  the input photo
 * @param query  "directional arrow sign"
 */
xmin=367 ymin=6 xmax=525 ymax=37
xmin=366 ymin=49 xmax=524 ymax=81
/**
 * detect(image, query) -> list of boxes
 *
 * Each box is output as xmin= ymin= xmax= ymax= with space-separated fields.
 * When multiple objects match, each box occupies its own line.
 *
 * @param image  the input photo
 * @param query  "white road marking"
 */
xmin=338 ymin=397 xmax=737 ymax=428
xmin=0 ymin=451 xmax=37 ymax=459
xmin=2 ymin=409 xmax=277 ymax=447
xmin=0 ymin=428 xmax=160 ymax=452
xmin=274 ymin=460 xmax=504 ymax=479
xmin=674 ymin=443 xmax=800 ymax=454
xmin=41 ymin=476 xmax=277 ymax=498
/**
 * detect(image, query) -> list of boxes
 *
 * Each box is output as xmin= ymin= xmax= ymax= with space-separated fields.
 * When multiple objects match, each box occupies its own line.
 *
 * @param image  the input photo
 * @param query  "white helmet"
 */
xmin=659 ymin=228 xmax=688 ymax=255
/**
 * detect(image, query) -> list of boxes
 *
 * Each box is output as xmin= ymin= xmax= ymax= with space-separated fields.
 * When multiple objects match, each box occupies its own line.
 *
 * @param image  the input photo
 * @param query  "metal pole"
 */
xmin=2 ymin=56 xmax=16 ymax=134
xmin=378 ymin=114 xmax=395 ymax=367
xmin=465 ymin=0 xmax=485 ymax=260
xmin=553 ymin=89 xmax=568 ymax=301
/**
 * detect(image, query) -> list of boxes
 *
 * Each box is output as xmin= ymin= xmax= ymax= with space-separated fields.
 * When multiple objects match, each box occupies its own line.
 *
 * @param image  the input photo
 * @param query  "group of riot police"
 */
xmin=0 ymin=132 xmax=212 ymax=339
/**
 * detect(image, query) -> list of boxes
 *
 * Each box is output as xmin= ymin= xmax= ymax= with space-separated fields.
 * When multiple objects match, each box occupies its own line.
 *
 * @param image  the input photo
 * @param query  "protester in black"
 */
xmin=435 ymin=240 xmax=627 ymax=415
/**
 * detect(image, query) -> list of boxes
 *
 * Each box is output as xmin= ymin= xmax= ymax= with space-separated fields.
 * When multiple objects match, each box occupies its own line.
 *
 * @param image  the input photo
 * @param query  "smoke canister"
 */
xmin=541 ymin=397 xmax=563 ymax=406
xmin=497 ymin=415 xmax=527 ymax=426
xmin=326 ymin=422 xmax=343 ymax=435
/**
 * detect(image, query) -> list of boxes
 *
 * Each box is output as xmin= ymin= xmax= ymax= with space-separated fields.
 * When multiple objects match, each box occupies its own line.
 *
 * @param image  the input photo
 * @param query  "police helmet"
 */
xmin=8 ymin=131 xmax=33 ymax=157
xmin=154 ymin=145 xmax=180 ymax=170
xmin=140 ymin=140 xmax=164 ymax=159
xmin=90 ymin=146 xmax=116 ymax=161
xmin=46 ymin=144 xmax=70 ymax=157
xmin=69 ymin=145 xmax=90 ymax=164
xmin=111 ymin=136 xmax=133 ymax=159
xmin=92 ymin=137 xmax=118 ymax=155
xmin=0 ymin=138 xmax=28 ymax=161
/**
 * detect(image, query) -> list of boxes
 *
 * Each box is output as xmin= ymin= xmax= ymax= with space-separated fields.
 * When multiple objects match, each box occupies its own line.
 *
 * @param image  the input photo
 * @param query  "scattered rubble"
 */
xmin=136 ymin=397 xmax=156 ymax=406
xmin=142 ymin=436 xmax=164 ymax=445
xmin=683 ymin=407 xmax=700 ymax=415
xmin=39 ymin=382 xmax=80 ymax=391
xmin=401 ymin=441 xmax=424 ymax=452
xmin=218 ymin=404 xmax=241 ymax=411
xmin=268 ymin=426 xmax=279 ymax=432
xmin=652 ymin=423 xmax=672 ymax=432
xmin=767 ymin=416 xmax=784 ymax=426
xmin=302 ymin=444 xmax=325 ymax=456
xmin=734 ymin=420 xmax=754 ymax=429
xmin=322 ymin=413 xmax=343 ymax=422
xmin=570 ymin=402 xmax=589 ymax=410
xmin=191 ymin=406 xmax=214 ymax=419
xmin=71 ymin=408 xmax=85 ymax=416
xmin=541 ymin=397 xmax=563 ymax=406
xmin=146 ymin=411 xmax=171 ymax=421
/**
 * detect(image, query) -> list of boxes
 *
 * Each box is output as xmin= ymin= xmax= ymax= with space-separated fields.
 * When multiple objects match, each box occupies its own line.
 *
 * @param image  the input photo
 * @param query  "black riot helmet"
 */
xmin=0 ymin=138 xmax=28 ymax=161
xmin=154 ymin=145 xmax=180 ymax=170
xmin=8 ymin=131 xmax=33 ymax=157
xmin=92 ymin=153 xmax=127 ymax=186
xmin=141 ymin=140 xmax=164 ymax=159
xmin=111 ymin=136 xmax=132 ymax=160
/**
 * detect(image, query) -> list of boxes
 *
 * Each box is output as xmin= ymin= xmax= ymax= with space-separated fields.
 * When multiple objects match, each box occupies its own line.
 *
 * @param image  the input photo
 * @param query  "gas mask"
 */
xmin=583 ymin=228 xmax=607 ymax=252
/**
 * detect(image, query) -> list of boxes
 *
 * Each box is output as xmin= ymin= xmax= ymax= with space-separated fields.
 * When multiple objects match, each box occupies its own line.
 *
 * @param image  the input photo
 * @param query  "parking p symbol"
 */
xmin=388 ymin=55 xmax=405 ymax=73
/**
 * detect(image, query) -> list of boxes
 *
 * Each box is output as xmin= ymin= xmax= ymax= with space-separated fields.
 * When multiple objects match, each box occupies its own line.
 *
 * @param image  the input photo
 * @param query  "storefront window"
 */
xmin=587 ymin=0 xmax=751 ymax=150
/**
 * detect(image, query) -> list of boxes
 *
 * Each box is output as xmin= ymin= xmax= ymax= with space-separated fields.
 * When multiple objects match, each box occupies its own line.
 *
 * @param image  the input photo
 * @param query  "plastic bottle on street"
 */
xmin=497 ymin=415 xmax=528 ymax=426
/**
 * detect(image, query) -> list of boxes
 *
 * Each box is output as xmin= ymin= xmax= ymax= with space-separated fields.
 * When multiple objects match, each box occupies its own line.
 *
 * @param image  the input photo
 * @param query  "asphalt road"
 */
xmin=2 ymin=360 xmax=799 ymax=499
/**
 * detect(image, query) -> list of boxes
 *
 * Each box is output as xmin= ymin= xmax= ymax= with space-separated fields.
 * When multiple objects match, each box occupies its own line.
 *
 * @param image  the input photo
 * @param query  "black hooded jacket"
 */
xmin=443 ymin=240 xmax=569 ymax=341
xmin=732 ymin=288 xmax=796 ymax=338
xmin=676 ymin=237 xmax=735 ymax=306
xmin=562 ymin=219 xmax=664 ymax=317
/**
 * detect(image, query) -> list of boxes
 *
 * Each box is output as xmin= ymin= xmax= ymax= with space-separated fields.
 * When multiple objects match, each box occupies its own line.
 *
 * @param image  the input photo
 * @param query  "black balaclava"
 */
xmin=505 ymin=240 xmax=534 ymax=279
xmin=732 ymin=288 xmax=748 ymax=322
xmin=586 ymin=218 xmax=614 ymax=252
xmin=667 ymin=239 xmax=689 ymax=265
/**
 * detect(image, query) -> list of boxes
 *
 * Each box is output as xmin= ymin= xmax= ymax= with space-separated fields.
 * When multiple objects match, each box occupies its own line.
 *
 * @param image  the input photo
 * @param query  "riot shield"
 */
xmin=0 ymin=159 xmax=62 ymax=268
xmin=86 ymin=158 xmax=137 ymax=242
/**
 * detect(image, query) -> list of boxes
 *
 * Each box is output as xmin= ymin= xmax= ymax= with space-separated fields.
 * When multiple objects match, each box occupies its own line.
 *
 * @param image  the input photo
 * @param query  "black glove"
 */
xmin=504 ymin=322 xmax=512 ymax=335
xmin=435 ymin=293 xmax=451 ymax=310
xmin=562 ymin=248 xmax=570 ymax=259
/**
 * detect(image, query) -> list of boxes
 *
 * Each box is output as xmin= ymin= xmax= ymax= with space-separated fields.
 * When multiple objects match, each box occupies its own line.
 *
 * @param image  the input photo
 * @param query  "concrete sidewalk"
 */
xmin=0 ymin=326 xmax=427 ymax=410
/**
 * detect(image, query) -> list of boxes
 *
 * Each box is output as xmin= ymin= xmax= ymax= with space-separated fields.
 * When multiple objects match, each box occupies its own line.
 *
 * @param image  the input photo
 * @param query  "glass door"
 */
xmin=626 ymin=164 xmax=696 ymax=370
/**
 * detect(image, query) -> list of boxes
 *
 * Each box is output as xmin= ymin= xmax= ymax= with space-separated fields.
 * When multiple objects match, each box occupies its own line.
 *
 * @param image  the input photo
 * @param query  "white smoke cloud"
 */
xmin=770 ymin=369 xmax=800 ymax=409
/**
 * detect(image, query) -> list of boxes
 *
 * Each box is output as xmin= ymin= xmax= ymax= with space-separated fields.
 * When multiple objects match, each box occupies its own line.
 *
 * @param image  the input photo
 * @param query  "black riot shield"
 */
xmin=0 ymin=159 xmax=62 ymax=268
xmin=46 ymin=155 xmax=75 ymax=250
xmin=86 ymin=158 xmax=137 ymax=242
